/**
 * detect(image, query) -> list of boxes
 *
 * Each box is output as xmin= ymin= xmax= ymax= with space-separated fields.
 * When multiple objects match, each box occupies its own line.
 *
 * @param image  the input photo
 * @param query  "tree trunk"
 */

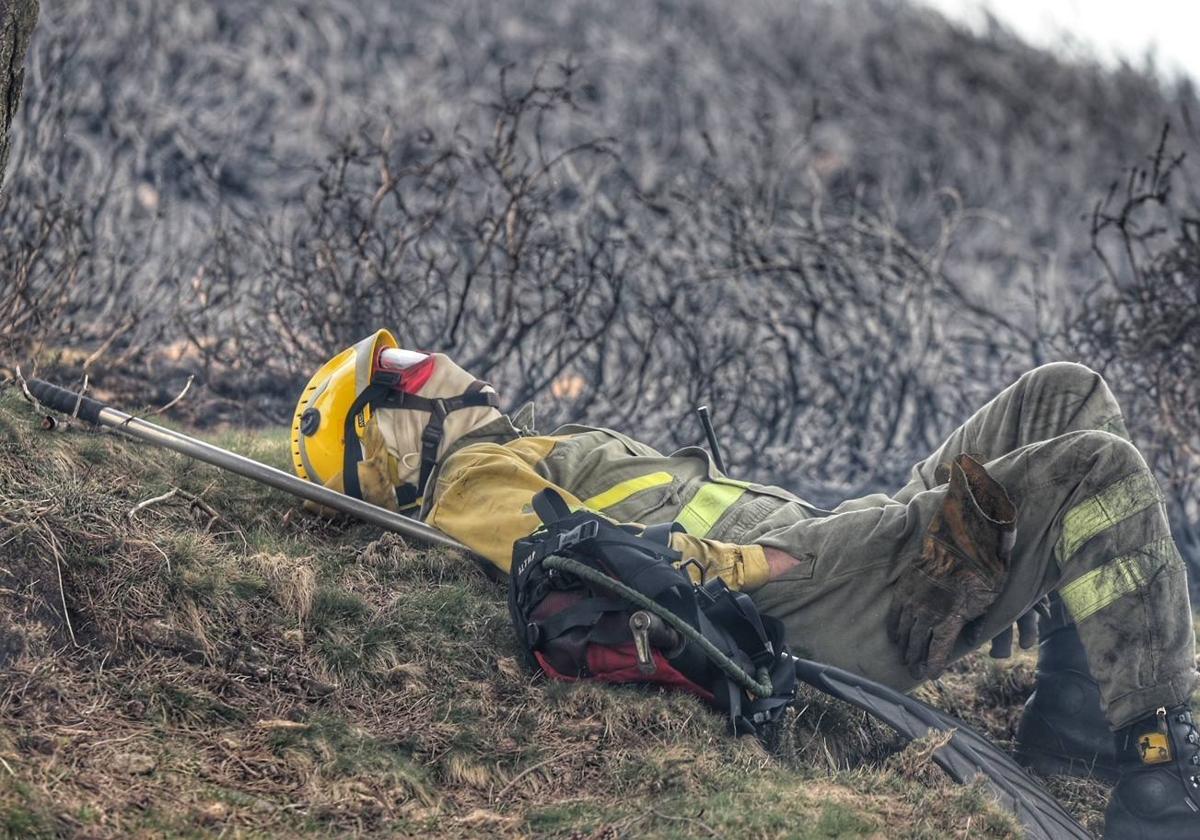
xmin=0 ymin=0 xmax=39 ymax=191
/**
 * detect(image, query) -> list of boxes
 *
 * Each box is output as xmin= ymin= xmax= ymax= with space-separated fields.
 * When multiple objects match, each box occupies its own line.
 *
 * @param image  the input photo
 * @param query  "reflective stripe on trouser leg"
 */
xmin=1059 ymin=537 xmax=1179 ymax=622
xmin=1056 ymin=469 xmax=1169 ymax=626
xmin=1052 ymin=462 xmax=1194 ymax=726
xmin=1056 ymin=471 xmax=1162 ymax=566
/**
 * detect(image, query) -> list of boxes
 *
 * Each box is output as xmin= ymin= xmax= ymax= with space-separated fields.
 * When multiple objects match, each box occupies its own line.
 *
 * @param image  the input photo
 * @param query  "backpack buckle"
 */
xmin=554 ymin=519 xmax=599 ymax=552
xmin=751 ymin=642 xmax=776 ymax=667
xmin=420 ymin=423 xmax=443 ymax=447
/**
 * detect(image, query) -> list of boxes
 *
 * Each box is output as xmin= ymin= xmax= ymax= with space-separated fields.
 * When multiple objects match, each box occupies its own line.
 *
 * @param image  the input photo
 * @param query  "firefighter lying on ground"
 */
xmin=293 ymin=330 xmax=1199 ymax=840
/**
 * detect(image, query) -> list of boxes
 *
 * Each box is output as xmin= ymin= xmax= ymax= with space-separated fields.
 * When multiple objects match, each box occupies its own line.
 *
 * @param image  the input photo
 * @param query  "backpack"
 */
xmin=507 ymin=488 xmax=796 ymax=735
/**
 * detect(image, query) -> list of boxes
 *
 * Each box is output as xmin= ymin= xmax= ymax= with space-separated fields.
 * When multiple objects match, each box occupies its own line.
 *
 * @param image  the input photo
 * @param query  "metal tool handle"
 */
xmin=24 ymin=378 xmax=474 ymax=557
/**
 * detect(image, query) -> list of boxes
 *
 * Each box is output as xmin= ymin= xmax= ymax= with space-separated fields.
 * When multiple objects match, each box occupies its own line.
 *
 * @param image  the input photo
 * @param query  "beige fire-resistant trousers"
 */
xmin=748 ymin=362 xmax=1196 ymax=727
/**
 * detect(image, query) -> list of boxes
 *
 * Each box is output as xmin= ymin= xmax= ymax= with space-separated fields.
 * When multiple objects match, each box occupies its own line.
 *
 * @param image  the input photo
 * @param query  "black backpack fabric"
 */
xmin=508 ymin=488 xmax=796 ymax=735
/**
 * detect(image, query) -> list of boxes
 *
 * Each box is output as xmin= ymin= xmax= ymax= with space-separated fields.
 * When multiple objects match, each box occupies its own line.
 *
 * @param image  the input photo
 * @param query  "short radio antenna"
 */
xmin=695 ymin=405 xmax=728 ymax=474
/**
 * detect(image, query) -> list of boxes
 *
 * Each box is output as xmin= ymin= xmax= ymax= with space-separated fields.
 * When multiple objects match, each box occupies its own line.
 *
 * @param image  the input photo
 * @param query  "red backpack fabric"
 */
xmin=507 ymin=489 xmax=796 ymax=735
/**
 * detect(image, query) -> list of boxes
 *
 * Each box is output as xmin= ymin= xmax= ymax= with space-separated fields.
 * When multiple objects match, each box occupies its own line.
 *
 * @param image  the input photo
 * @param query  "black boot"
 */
xmin=1014 ymin=595 xmax=1119 ymax=782
xmin=1104 ymin=705 xmax=1200 ymax=839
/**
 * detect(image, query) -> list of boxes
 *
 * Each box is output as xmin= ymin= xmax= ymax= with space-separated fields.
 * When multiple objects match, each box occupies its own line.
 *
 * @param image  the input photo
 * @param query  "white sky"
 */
xmin=921 ymin=0 xmax=1200 ymax=86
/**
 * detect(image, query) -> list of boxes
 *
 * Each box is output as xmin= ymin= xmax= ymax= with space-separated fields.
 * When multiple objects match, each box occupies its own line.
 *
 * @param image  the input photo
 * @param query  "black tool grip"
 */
xmin=26 ymin=378 xmax=107 ymax=424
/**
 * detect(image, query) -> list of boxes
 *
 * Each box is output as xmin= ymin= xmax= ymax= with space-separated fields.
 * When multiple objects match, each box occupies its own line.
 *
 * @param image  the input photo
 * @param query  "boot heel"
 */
xmin=1014 ymin=599 xmax=1120 ymax=784
xmin=1015 ymin=745 xmax=1119 ymax=784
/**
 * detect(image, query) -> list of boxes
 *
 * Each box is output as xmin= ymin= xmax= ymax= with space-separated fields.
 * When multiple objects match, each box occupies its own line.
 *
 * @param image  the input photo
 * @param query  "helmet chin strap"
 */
xmin=340 ymin=373 xmax=498 ymax=513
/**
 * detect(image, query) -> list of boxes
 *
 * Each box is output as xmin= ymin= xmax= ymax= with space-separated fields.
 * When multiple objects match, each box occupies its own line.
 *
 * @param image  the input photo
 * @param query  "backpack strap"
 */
xmin=532 ymin=487 xmax=574 ymax=524
xmin=642 ymin=521 xmax=681 ymax=546
xmin=340 ymin=378 xmax=498 ymax=508
xmin=533 ymin=597 xmax=629 ymax=643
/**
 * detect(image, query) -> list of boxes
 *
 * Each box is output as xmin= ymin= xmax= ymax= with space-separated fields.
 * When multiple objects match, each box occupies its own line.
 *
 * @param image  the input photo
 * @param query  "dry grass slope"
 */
xmin=0 ymin=387 xmax=1065 ymax=838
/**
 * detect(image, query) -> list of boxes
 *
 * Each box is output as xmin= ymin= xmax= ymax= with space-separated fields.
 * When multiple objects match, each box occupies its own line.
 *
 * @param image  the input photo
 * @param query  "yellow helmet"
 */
xmin=291 ymin=329 xmax=398 ymax=486
xmin=292 ymin=330 xmax=500 ymax=513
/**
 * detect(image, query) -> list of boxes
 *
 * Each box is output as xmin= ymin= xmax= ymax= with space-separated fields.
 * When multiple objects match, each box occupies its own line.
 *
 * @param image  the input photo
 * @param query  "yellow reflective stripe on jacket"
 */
xmin=581 ymin=471 xmax=674 ymax=512
xmin=676 ymin=480 xmax=750 ymax=538
xmin=1060 ymin=537 xmax=1177 ymax=621
xmin=1057 ymin=472 xmax=1162 ymax=563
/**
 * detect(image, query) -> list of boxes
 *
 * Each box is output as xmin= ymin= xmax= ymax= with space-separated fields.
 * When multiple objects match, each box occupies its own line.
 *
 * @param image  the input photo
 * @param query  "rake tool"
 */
xmin=23 ymin=377 xmax=472 ymax=556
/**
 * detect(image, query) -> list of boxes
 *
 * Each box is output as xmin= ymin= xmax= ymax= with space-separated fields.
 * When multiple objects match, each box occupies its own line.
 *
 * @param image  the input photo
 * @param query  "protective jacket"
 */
xmin=421 ymin=407 xmax=821 ymax=591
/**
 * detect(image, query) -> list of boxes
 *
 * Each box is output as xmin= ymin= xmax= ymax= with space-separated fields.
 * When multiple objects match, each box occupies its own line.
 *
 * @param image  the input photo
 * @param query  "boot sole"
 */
xmin=1014 ymin=745 xmax=1120 ymax=784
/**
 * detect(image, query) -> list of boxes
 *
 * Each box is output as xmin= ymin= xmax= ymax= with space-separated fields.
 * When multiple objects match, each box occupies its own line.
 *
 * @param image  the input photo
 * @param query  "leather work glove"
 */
xmin=887 ymin=454 xmax=1017 ymax=680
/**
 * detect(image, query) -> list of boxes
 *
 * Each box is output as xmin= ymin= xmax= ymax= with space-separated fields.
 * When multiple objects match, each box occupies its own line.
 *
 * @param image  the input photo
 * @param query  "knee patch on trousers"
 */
xmin=1054 ymin=456 xmax=1175 ymax=624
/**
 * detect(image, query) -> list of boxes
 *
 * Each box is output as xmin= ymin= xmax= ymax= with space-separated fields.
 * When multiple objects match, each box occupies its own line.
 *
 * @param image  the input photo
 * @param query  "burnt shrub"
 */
xmin=1070 ymin=130 xmax=1200 ymax=568
xmin=180 ymin=67 xmax=1036 ymax=504
xmin=1 ymin=0 xmax=1197 ymax=573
